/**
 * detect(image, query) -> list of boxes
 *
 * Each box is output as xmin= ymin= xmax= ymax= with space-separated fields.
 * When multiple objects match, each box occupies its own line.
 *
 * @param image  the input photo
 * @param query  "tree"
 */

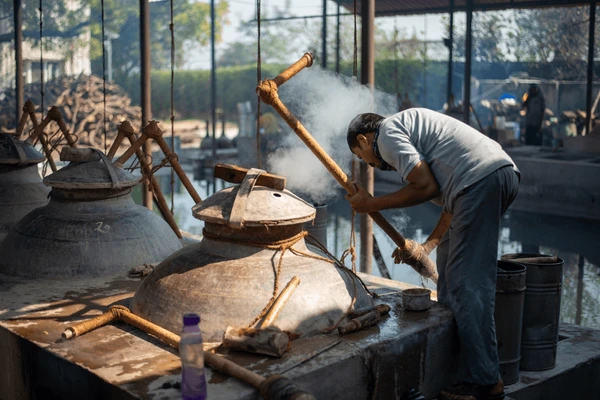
xmin=507 ymin=6 xmax=596 ymax=79
xmin=0 ymin=0 xmax=88 ymax=44
xmin=444 ymin=12 xmax=507 ymax=63
xmin=88 ymin=0 xmax=229 ymax=80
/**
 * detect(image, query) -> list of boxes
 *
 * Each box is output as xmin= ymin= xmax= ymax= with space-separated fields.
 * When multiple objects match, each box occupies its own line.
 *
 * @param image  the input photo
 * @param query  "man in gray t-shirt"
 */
xmin=345 ymin=108 xmax=519 ymax=400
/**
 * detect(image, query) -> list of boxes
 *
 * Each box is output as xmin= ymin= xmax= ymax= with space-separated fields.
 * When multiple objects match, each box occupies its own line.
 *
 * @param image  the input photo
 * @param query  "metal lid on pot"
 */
xmin=193 ymin=168 xmax=315 ymax=228
xmin=43 ymin=148 xmax=140 ymax=189
xmin=0 ymin=133 xmax=44 ymax=165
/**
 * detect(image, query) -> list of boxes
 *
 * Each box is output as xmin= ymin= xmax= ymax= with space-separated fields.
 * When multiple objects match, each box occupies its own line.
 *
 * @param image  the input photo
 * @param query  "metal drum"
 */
xmin=495 ymin=260 xmax=527 ymax=385
xmin=501 ymin=253 xmax=564 ymax=371
xmin=0 ymin=133 xmax=49 ymax=245
xmin=304 ymin=203 xmax=327 ymax=247
xmin=131 ymin=172 xmax=373 ymax=341
xmin=0 ymin=149 xmax=182 ymax=278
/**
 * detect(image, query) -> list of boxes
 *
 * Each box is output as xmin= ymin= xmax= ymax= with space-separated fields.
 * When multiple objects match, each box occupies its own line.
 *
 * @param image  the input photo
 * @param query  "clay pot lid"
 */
xmin=44 ymin=149 xmax=140 ymax=189
xmin=0 ymin=133 xmax=44 ymax=165
xmin=193 ymin=185 xmax=316 ymax=227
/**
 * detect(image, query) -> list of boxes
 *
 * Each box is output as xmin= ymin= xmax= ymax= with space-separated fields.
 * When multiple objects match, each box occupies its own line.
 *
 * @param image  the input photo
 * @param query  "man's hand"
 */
xmin=345 ymin=183 xmax=374 ymax=213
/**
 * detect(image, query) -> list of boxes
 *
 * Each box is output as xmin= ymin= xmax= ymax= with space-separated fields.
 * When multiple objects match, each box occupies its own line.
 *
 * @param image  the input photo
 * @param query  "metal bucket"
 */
xmin=304 ymin=204 xmax=327 ymax=248
xmin=501 ymin=253 xmax=564 ymax=371
xmin=495 ymin=260 xmax=527 ymax=385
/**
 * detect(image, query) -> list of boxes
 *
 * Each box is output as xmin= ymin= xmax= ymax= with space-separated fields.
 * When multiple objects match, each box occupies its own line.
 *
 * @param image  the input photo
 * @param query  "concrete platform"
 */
xmin=0 ymin=272 xmax=457 ymax=400
xmin=1 ymin=272 xmax=599 ymax=400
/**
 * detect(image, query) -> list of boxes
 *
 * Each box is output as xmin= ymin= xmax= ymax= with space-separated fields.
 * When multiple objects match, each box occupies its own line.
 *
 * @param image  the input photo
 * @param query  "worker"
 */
xmin=345 ymin=108 xmax=520 ymax=400
xmin=522 ymin=84 xmax=546 ymax=145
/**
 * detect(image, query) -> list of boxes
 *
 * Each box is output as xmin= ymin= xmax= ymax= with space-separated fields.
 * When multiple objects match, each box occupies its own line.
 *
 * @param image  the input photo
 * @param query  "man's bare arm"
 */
xmin=346 ymin=160 xmax=440 ymax=213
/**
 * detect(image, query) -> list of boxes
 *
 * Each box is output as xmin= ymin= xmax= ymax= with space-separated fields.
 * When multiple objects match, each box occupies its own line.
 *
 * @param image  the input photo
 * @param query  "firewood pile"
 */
xmin=0 ymin=75 xmax=141 ymax=149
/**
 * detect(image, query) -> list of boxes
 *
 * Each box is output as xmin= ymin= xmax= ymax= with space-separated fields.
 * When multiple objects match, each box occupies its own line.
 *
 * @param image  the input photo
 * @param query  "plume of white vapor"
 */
xmin=267 ymin=67 xmax=397 ymax=204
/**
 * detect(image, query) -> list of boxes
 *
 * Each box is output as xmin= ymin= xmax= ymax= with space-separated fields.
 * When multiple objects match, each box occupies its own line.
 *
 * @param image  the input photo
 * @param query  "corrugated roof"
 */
xmin=334 ymin=0 xmax=593 ymax=16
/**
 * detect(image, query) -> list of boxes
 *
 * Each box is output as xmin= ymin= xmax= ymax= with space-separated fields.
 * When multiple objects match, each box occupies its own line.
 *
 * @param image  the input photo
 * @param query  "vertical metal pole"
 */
xmin=575 ymin=255 xmax=585 ymax=325
xmin=463 ymin=0 xmax=473 ymax=124
xmin=447 ymin=0 xmax=454 ymax=106
xmin=211 ymin=0 xmax=217 ymax=194
xmin=335 ymin=4 xmax=341 ymax=73
xmin=586 ymin=0 xmax=596 ymax=135
xmin=140 ymin=0 xmax=152 ymax=209
xmin=321 ymin=0 xmax=327 ymax=69
xmin=14 ymin=0 xmax=23 ymax=125
xmin=359 ymin=0 xmax=375 ymax=274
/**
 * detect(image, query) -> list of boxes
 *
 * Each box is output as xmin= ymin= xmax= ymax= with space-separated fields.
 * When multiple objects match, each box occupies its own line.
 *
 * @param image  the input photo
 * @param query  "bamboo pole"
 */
xmin=145 ymin=120 xmax=202 ymax=205
xmin=256 ymin=55 xmax=438 ymax=282
xmin=121 ymin=122 xmax=182 ymax=239
xmin=62 ymin=305 xmax=315 ymax=399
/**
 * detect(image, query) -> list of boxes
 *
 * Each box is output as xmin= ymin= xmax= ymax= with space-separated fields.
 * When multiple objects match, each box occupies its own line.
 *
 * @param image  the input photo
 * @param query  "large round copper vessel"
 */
xmin=131 ymin=175 xmax=373 ymax=341
xmin=0 ymin=133 xmax=49 ymax=245
xmin=0 ymin=149 xmax=182 ymax=278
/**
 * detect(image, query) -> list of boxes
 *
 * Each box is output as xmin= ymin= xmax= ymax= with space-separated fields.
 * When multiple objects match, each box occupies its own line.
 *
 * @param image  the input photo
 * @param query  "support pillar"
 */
xmin=14 ymin=0 xmax=23 ymax=126
xmin=140 ymin=0 xmax=152 ymax=209
xmin=446 ymin=0 xmax=454 ymax=106
xmin=463 ymin=0 xmax=473 ymax=124
xmin=322 ymin=0 xmax=328 ymax=69
xmin=335 ymin=4 xmax=341 ymax=73
xmin=359 ymin=0 xmax=375 ymax=274
xmin=586 ymin=0 xmax=596 ymax=135
xmin=211 ymin=0 xmax=217 ymax=194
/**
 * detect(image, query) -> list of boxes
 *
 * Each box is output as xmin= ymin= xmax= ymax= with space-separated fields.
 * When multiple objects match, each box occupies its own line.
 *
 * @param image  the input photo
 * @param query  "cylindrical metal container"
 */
xmin=501 ymin=253 xmax=564 ymax=371
xmin=0 ymin=133 xmax=49 ymax=245
xmin=495 ymin=260 xmax=527 ymax=385
xmin=0 ymin=150 xmax=182 ymax=278
xmin=402 ymin=288 xmax=433 ymax=311
xmin=304 ymin=203 xmax=327 ymax=248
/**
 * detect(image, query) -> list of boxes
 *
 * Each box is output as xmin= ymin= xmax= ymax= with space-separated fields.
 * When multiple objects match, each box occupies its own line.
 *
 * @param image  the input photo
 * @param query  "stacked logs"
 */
xmin=0 ymin=75 xmax=141 ymax=149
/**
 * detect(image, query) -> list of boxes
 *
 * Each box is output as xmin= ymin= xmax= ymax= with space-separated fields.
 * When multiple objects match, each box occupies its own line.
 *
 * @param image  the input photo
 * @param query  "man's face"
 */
xmin=350 ymin=133 xmax=381 ymax=168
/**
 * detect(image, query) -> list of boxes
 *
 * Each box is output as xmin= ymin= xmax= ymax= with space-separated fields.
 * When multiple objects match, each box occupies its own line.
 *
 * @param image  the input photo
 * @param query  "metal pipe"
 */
xmin=586 ymin=0 xmax=596 ymax=135
xmin=140 ymin=0 xmax=153 ymax=209
xmin=447 ymin=0 xmax=454 ymax=106
xmin=322 ymin=0 xmax=327 ymax=69
xmin=14 ymin=0 xmax=23 ymax=127
xmin=335 ymin=4 xmax=341 ymax=73
xmin=360 ymin=0 xmax=375 ymax=274
xmin=463 ymin=0 xmax=473 ymax=124
xmin=211 ymin=0 xmax=217 ymax=194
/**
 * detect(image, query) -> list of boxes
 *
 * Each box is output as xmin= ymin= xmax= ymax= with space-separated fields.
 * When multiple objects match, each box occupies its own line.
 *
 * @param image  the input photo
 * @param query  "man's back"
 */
xmin=377 ymin=108 xmax=516 ymax=213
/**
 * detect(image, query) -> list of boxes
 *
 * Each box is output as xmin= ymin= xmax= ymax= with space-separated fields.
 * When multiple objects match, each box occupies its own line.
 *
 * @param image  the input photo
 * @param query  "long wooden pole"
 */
xmin=256 ymin=54 xmax=438 ymax=282
xmin=63 ymin=306 xmax=316 ymax=399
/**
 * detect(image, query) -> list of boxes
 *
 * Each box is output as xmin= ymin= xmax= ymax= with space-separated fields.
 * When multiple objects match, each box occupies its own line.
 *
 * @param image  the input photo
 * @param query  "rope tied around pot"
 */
xmin=201 ymin=228 xmax=373 ymax=333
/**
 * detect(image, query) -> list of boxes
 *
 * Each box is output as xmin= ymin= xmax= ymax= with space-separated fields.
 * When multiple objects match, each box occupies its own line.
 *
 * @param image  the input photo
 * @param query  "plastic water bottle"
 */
xmin=180 ymin=313 xmax=207 ymax=400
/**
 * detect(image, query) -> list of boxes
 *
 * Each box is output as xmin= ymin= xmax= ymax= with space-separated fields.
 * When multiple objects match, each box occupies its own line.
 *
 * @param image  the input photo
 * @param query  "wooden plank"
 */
xmin=214 ymin=163 xmax=286 ymax=190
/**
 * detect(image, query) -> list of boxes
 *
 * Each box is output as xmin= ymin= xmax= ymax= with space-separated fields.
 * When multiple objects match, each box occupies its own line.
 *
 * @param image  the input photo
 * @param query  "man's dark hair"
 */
xmin=346 ymin=113 xmax=385 ymax=149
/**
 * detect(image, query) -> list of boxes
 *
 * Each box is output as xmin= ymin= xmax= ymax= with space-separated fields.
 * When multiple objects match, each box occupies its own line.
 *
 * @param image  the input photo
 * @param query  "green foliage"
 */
xmin=88 ymin=0 xmax=229 ymax=79
xmin=118 ymin=59 xmax=448 ymax=121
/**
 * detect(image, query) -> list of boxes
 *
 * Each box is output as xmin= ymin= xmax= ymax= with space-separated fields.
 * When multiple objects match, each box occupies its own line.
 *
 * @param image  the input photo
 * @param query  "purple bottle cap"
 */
xmin=183 ymin=313 xmax=200 ymax=326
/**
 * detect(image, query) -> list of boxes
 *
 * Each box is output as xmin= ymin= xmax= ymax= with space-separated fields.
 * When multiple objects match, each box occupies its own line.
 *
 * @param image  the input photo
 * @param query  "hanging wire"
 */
xmin=101 ymin=0 xmax=107 ymax=153
xmin=169 ymin=0 xmax=176 ymax=214
xmin=423 ymin=15 xmax=427 ymax=107
xmin=255 ymin=0 xmax=262 ymax=168
xmin=394 ymin=17 xmax=399 ymax=99
xmin=349 ymin=0 xmax=358 ymax=273
xmin=38 ymin=0 xmax=44 ymax=118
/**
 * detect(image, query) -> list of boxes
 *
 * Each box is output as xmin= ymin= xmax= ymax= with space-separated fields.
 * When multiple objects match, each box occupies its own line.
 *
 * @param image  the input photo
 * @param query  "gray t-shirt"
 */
xmin=377 ymin=108 xmax=518 ymax=214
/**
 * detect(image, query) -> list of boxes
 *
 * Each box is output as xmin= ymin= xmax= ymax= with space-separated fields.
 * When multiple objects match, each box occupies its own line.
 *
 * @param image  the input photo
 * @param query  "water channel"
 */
xmin=134 ymin=169 xmax=600 ymax=331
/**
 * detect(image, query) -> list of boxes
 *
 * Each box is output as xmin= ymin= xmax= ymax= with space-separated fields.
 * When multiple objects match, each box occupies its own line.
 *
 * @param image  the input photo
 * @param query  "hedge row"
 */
xmin=117 ymin=59 xmax=448 ymax=121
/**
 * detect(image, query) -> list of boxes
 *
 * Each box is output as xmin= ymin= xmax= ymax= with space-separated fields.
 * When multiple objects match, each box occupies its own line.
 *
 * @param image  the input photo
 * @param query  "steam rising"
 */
xmin=267 ymin=67 xmax=397 ymax=204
